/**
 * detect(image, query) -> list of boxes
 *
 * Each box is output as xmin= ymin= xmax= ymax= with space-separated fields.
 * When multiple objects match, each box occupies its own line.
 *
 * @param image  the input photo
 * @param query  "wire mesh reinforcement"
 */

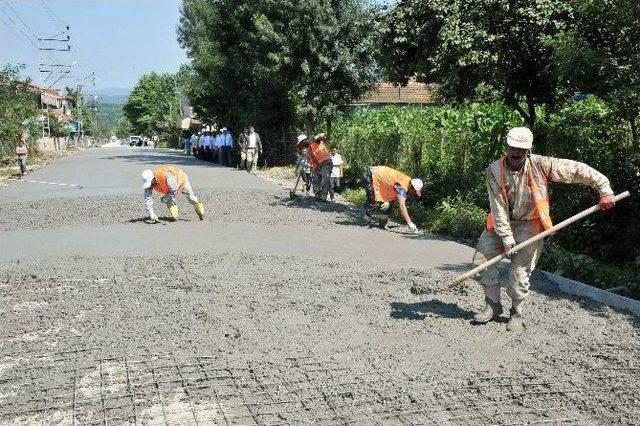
xmin=0 ymin=343 xmax=638 ymax=425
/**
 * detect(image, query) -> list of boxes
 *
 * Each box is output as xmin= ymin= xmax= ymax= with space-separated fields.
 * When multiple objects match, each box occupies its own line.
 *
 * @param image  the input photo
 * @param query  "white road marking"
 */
xmin=0 ymin=177 xmax=82 ymax=188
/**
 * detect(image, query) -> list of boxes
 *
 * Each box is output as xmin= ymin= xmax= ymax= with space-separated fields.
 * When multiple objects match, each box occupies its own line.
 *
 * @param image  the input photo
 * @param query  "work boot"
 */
xmin=473 ymin=297 xmax=503 ymax=324
xmin=194 ymin=202 xmax=205 ymax=220
xmin=506 ymin=299 xmax=525 ymax=332
xmin=169 ymin=205 xmax=179 ymax=221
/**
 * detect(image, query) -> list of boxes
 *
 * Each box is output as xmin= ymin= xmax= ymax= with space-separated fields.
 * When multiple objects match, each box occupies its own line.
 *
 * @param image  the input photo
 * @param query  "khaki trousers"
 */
xmin=472 ymin=220 xmax=544 ymax=300
xmin=246 ymin=149 xmax=258 ymax=172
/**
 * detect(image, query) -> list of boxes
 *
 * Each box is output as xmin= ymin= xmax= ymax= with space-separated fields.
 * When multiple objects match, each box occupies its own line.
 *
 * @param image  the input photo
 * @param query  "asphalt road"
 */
xmin=0 ymin=146 xmax=638 ymax=425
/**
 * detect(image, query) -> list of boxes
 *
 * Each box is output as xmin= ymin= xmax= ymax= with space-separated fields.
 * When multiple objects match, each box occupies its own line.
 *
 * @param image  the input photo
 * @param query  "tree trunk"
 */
xmin=629 ymin=113 xmax=640 ymax=172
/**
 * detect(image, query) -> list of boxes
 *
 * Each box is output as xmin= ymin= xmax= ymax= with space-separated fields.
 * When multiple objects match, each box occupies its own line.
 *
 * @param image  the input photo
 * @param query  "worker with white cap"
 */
xmin=141 ymin=166 xmax=205 ymax=223
xmin=472 ymin=126 xmax=616 ymax=332
xmin=363 ymin=165 xmax=423 ymax=233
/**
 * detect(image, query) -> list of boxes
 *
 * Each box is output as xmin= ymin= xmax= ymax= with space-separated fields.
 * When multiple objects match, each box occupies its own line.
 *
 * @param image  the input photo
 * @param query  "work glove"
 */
xmin=407 ymin=222 xmax=418 ymax=233
xmin=149 ymin=211 xmax=159 ymax=223
xmin=598 ymin=194 xmax=615 ymax=211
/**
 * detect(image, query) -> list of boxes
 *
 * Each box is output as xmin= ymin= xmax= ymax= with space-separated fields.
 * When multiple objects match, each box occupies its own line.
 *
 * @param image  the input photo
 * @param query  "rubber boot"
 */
xmin=473 ymin=296 xmax=503 ymax=324
xmin=169 ymin=205 xmax=179 ymax=221
xmin=194 ymin=202 xmax=205 ymax=220
xmin=506 ymin=299 xmax=525 ymax=332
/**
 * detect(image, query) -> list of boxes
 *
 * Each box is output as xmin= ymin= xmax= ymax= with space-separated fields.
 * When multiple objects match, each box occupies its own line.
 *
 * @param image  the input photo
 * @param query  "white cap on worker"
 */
xmin=410 ymin=178 xmax=423 ymax=196
xmin=506 ymin=127 xmax=533 ymax=150
xmin=141 ymin=169 xmax=154 ymax=189
xmin=297 ymin=134 xmax=308 ymax=144
xmin=221 ymin=127 xmax=227 ymax=132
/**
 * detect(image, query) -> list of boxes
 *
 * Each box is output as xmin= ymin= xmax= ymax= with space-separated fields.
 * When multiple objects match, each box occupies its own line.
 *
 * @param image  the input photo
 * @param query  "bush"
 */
xmin=341 ymin=188 xmax=367 ymax=205
xmin=423 ymin=197 xmax=486 ymax=243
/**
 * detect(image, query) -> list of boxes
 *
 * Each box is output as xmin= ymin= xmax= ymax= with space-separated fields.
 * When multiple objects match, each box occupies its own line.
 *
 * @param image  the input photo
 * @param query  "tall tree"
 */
xmin=122 ymin=72 xmax=181 ymax=141
xmin=177 ymin=0 xmax=377 ymax=159
xmin=378 ymin=0 xmax=572 ymax=128
xmin=552 ymin=0 xmax=640 ymax=170
xmin=0 ymin=64 xmax=37 ymax=156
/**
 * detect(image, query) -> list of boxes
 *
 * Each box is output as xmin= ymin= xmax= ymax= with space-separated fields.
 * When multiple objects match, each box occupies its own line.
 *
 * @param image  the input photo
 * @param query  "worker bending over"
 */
xmin=141 ymin=166 xmax=205 ymax=223
xmin=364 ymin=166 xmax=423 ymax=233
xmin=297 ymin=133 xmax=333 ymax=201
xmin=473 ymin=127 xmax=616 ymax=332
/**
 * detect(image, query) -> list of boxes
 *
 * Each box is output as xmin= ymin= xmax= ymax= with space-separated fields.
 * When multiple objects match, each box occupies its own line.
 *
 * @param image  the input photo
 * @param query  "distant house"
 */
xmin=351 ymin=80 xmax=436 ymax=108
xmin=27 ymin=84 xmax=72 ymax=118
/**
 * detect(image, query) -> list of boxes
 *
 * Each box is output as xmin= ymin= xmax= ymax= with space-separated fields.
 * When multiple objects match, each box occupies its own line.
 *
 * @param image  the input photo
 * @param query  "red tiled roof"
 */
xmin=357 ymin=81 xmax=436 ymax=105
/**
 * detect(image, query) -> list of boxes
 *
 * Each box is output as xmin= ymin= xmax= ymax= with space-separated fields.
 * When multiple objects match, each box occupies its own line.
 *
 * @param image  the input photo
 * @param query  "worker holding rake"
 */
xmin=141 ymin=166 xmax=205 ymax=223
xmin=472 ymin=127 xmax=616 ymax=332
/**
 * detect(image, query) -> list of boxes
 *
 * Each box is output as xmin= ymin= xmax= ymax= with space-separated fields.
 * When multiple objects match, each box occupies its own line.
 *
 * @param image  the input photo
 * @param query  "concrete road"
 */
xmin=0 ymin=147 xmax=637 ymax=425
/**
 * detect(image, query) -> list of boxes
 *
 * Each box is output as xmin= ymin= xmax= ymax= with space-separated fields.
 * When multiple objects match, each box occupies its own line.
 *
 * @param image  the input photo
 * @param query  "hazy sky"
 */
xmin=1 ymin=0 xmax=187 ymax=92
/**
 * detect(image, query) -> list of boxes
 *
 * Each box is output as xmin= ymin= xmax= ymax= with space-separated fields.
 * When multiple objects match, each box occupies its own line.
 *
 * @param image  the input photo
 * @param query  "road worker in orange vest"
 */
xmin=472 ymin=127 xmax=616 ymax=331
xmin=297 ymin=133 xmax=333 ymax=201
xmin=364 ymin=166 xmax=423 ymax=233
xmin=141 ymin=166 xmax=205 ymax=223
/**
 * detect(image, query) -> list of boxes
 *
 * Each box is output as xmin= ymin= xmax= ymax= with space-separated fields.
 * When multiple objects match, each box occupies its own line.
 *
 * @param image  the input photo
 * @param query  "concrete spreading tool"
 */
xmin=289 ymin=174 xmax=302 ymax=200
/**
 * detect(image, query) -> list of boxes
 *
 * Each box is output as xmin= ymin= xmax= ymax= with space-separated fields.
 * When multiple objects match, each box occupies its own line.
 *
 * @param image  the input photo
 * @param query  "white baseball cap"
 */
xmin=141 ymin=169 xmax=154 ymax=189
xmin=506 ymin=127 xmax=533 ymax=150
xmin=410 ymin=178 xmax=423 ymax=196
xmin=297 ymin=134 xmax=308 ymax=144
xmin=221 ymin=127 xmax=227 ymax=132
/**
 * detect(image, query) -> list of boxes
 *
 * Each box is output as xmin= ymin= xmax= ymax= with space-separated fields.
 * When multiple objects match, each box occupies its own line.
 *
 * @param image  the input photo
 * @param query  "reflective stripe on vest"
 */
xmin=152 ymin=166 xmax=187 ymax=195
xmin=485 ymin=156 xmax=552 ymax=231
xmin=307 ymin=141 xmax=332 ymax=171
xmin=371 ymin=166 xmax=412 ymax=203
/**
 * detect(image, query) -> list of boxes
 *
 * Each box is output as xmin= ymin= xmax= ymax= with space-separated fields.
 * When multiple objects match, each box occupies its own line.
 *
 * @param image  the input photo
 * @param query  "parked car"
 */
xmin=129 ymin=136 xmax=143 ymax=146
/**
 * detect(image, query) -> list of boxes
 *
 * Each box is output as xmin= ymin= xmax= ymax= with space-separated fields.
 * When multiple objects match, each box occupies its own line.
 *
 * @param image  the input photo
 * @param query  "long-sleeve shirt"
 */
xmin=221 ymin=132 xmax=233 ymax=147
xmin=144 ymin=172 xmax=180 ymax=213
xmin=488 ymin=154 xmax=614 ymax=246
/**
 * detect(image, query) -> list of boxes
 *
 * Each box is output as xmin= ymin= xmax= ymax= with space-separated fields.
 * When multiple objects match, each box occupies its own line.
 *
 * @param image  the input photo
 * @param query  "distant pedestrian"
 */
xmin=190 ymin=131 xmax=200 ymax=157
xmin=245 ymin=125 xmax=262 ymax=173
xmin=329 ymin=146 xmax=343 ymax=201
xmin=220 ymin=127 xmax=234 ymax=167
xmin=16 ymin=137 xmax=28 ymax=176
xmin=184 ymin=131 xmax=193 ymax=155
xmin=296 ymin=144 xmax=312 ymax=196
xmin=237 ymin=126 xmax=249 ymax=170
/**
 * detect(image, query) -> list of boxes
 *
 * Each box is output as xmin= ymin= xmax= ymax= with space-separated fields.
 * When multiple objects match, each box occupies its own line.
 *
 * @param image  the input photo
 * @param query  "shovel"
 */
xmin=452 ymin=191 xmax=631 ymax=287
xmin=289 ymin=174 xmax=302 ymax=200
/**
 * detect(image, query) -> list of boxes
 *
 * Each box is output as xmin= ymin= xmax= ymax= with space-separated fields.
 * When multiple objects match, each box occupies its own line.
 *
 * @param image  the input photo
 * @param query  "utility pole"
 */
xmin=38 ymin=25 xmax=71 ymax=141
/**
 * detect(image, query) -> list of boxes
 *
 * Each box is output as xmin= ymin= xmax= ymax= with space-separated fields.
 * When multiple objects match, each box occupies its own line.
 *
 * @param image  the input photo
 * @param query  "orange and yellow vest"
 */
xmin=307 ymin=140 xmax=332 ymax=172
xmin=152 ymin=165 xmax=187 ymax=195
xmin=485 ymin=156 xmax=552 ymax=231
xmin=371 ymin=166 xmax=412 ymax=203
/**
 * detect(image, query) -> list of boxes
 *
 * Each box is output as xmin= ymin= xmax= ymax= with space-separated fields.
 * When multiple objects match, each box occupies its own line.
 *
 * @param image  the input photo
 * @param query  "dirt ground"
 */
xmin=0 ymin=150 xmax=638 ymax=425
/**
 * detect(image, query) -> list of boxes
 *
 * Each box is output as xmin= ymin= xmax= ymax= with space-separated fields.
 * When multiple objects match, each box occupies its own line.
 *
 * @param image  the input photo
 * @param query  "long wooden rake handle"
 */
xmin=451 ymin=191 xmax=631 ymax=287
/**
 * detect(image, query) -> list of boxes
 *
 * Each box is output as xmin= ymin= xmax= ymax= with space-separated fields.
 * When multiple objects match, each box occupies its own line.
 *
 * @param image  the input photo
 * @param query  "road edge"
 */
xmin=543 ymin=271 xmax=640 ymax=317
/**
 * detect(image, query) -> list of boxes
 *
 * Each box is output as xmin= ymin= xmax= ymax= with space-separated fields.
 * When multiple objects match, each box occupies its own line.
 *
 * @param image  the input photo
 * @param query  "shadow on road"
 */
xmin=101 ymin=149 xmax=232 ymax=169
xmin=390 ymin=300 xmax=475 ymax=320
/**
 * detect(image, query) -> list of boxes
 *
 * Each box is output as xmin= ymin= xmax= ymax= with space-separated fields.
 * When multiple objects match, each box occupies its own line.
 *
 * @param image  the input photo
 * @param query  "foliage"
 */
xmin=550 ymin=0 xmax=640 ymax=169
xmin=378 ymin=0 xmax=572 ymax=127
xmin=341 ymin=187 xmax=367 ymax=205
xmin=331 ymin=103 xmax=522 ymax=207
xmin=96 ymin=103 xmax=124 ymax=137
xmin=122 ymin=72 xmax=181 ymax=143
xmin=114 ymin=116 xmax=133 ymax=138
xmin=423 ymin=197 xmax=485 ymax=243
xmin=0 ymin=64 xmax=37 ymax=156
xmin=177 ymin=0 xmax=379 ymax=163
xmin=538 ymin=242 xmax=640 ymax=299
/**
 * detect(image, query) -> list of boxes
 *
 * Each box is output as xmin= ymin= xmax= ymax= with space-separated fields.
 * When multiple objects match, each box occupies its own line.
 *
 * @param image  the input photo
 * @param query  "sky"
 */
xmin=1 ymin=0 xmax=187 ymax=95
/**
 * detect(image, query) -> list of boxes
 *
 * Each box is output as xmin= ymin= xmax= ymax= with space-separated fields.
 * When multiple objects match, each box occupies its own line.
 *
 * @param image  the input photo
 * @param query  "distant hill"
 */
xmin=94 ymin=87 xmax=131 ymax=105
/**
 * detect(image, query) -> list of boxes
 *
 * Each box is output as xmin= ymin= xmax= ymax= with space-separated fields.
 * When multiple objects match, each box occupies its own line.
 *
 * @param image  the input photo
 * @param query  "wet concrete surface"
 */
xmin=0 ymin=147 xmax=638 ymax=424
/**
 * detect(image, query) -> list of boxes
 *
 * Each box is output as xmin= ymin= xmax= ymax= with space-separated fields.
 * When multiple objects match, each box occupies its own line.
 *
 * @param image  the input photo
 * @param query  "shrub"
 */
xmin=423 ymin=197 xmax=486 ymax=243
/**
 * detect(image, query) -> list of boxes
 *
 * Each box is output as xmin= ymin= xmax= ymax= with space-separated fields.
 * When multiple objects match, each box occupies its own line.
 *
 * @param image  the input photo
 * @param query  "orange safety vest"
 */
xmin=371 ymin=166 xmax=412 ymax=203
xmin=485 ymin=156 xmax=552 ymax=231
xmin=307 ymin=140 xmax=332 ymax=172
xmin=152 ymin=165 xmax=187 ymax=195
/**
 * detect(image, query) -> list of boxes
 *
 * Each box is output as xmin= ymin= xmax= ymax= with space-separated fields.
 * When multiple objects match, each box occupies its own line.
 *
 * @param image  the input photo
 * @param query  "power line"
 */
xmin=1 ymin=6 xmax=39 ymax=49
xmin=4 ymin=1 xmax=39 ymax=40
xmin=37 ymin=0 xmax=65 ymax=28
